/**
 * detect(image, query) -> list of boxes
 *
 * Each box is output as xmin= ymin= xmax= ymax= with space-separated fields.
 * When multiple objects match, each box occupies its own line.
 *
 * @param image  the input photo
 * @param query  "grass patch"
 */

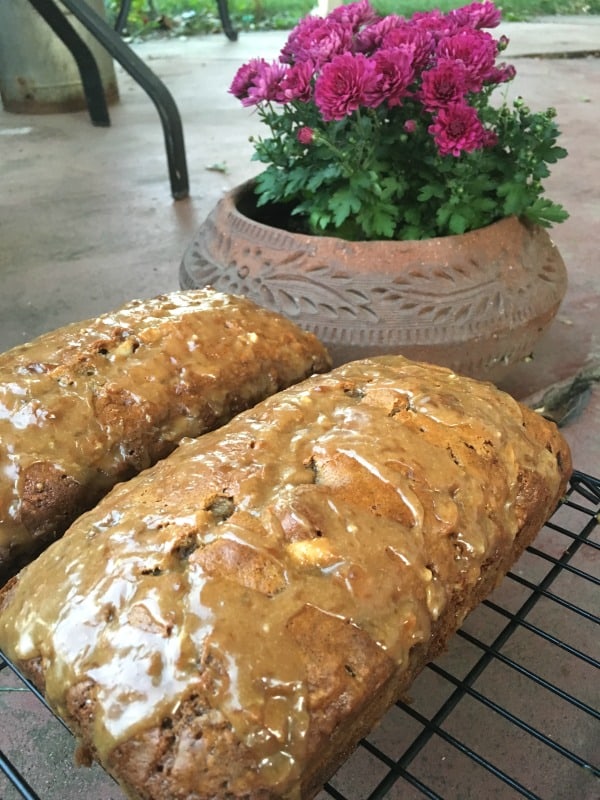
xmin=374 ymin=0 xmax=599 ymax=20
xmin=104 ymin=0 xmax=600 ymax=38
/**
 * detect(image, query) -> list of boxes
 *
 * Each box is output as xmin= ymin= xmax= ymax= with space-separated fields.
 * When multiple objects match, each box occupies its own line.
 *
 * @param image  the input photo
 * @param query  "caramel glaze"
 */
xmin=0 ymin=289 xmax=331 ymax=580
xmin=0 ymin=356 xmax=571 ymax=800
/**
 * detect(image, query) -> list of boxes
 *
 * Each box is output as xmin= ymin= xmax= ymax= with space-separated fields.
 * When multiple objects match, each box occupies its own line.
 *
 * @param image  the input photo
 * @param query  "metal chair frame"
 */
xmin=24 ymin=1 xmax=238 ymax=199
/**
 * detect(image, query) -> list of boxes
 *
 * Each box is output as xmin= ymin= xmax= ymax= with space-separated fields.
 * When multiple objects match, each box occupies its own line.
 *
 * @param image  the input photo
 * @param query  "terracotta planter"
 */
xmin=180 ymin=180 xmax=568 ymax=381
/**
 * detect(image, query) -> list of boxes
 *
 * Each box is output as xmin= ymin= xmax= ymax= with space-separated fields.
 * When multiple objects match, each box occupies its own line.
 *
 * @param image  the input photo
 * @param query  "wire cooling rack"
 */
xmin=1 ymin=470 xmax=599 ymax=800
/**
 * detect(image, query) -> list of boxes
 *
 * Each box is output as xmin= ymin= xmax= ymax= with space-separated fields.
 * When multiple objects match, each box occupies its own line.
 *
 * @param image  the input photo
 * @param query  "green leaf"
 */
xmin=329 ymin=188 xmax=362 ymax=228
xmin=306 ymin=164 xmax=342 ymax=192
xmin=498 ymin=181 xmax=529 ymax=216
xmin=543 ymin=145 xmax=569 ymax=163
xmin=435 ymin=205 xmax=451 ymax=228
xmin=417 ymin=184 xmax=444 ymax=202
xmin=368 ymin=207 xmax=396 ymax=238
xmin=525 ymin=198 xmax=570 ymax=226
xmin=448 ymin=212 xmax=468 ymax=235
xmin=400 ymin=225 xmax=424 ymax=240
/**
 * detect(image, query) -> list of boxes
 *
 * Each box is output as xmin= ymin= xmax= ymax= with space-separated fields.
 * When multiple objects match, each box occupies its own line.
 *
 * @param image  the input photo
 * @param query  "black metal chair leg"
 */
xmin=27 ymin=0 xmax=110 ymax=126
xmin=217 ymin=0 xmax=238 ymax=42
xmin=114 ymin=0 xmax=132 ymax=34
xmin=56 ymin=0 xmax=189 ymax=199
xmin=0 ymin=749 xmax=42 ymax=800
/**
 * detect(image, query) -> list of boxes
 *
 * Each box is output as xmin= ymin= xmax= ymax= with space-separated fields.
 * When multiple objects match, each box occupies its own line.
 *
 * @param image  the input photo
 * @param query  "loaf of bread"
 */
xmin=0 ymin=289 xmax=330 ymax=582
xmin=0 ymin=356 xmax=571 ymax=800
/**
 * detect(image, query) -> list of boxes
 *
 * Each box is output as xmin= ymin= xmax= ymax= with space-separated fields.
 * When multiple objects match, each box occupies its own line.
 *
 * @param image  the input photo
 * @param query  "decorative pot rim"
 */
xmin=226 ymin=177 xmax=537 ymax=251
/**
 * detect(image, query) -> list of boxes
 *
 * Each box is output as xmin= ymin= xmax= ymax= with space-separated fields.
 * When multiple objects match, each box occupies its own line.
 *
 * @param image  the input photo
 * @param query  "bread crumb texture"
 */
xmin=0 ymin=289 xmax=330 ymax=581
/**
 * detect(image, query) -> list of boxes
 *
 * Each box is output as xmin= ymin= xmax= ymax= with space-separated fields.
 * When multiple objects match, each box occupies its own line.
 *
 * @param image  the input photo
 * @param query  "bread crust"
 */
xmin=0 ymin=289 xmax=331 ymax=581
xmin=0 ymin=356 xmax=571 ymax=800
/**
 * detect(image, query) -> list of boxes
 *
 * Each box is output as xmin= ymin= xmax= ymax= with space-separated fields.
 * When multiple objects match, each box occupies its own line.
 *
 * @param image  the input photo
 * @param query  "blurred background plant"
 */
xmin=103 ymin=0 xmax=600 ymax=39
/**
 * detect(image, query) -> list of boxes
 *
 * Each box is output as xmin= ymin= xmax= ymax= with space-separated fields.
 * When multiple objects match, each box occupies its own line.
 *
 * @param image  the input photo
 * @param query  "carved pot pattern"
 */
xmin=180 ymin=180 xmax=568 ymax=380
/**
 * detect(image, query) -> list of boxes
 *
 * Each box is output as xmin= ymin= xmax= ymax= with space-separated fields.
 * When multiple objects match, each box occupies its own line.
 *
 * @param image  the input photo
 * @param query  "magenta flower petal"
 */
xmin=436 ymin=29 xmax=497 ymax=91
xmin=428 ymin=102 xmax=487 ymax=156
xmin=355 ymin=14 xmax=406 ymax=53
xmin=229 ymin=58 xmax=265 ymax=101
xmin=230 ymin=58 xmax=287 ymax=106
xmin=314 ymin=52 xmax=378 ymax=121
xmin=297 ymin=126 xmax=314 ymax=145
xmin=420 ymin=58 xmax=468 ymax=110
xmin=410 ymin=9 xmax=459 ymax=40
xmin=281 ymin=60 xmax=315 ymax=103
xmin=369 ymin=47 xmax=415 ymax=108
xmin=448 ymin=1 xmax=502 ymax=30
xmin=328 ymin=0 xmax=379 ymax=31
xmin=280 ymin=17 xmax=354 ymax=68
xmin=380 ymin=24 xmax=436 ymax=72
xmin=487 ymin=62 xmax=517 ymax=85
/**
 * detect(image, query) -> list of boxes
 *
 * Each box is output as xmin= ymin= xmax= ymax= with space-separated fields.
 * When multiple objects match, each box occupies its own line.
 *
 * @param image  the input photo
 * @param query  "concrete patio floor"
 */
xmin=0 ymin=13 xmax=599 ymax=800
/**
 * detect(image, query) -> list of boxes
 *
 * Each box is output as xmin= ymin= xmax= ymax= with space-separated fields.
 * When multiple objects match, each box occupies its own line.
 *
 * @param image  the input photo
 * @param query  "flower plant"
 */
xmin=230 ymin=0 xmax=568 ymax=241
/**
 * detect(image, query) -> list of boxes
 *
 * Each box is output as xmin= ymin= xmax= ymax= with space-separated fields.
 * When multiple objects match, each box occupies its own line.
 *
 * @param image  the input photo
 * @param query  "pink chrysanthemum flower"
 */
xmin=420 ymin=59 xmax=468 ymax=110
xmin=448 ymin=1 xmax=502 ymax=30
xmin=229 ymin=58 xmax=264 ymax=101
xmin=251 ymin=61 xmax=287 ymax=105
xmin=437 ymin=30 xmax=498 ymax=91
xmin=328 ymin=0 xmax=379 ymax=31
xmin=280 ymin=60 xmax=315 ymax=103
xmin=229 ymin=58 xmax=286 ymax=106
xmin=280 ymin=17 xmax=354 ymax=67
xmin=486 ymin=62 xmax=517 ymax=85
xmin=380 ymin=24 xmax=436 ymax=72
xmin=355 ymin=14 xmax=406 ymax=53
xmin=314 ymin=52 xmax=378 ymax=121
xmin=428 ymin=102 xmax=487 ymax=156
xmin=368 ymin=47 xmax=414 ymax=108
xmin=410 ymin=9 xmax=459 ymax=41
xmin=280 ymin=16 xmax=321 ymax=64
xmin=297 ymin=126 xmax=314 ymax=145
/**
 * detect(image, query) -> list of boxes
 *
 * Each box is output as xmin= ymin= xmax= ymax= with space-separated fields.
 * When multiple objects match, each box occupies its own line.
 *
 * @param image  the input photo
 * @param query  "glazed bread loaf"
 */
xmin=0 ymin=289 xmax=330 ymax=581
xmin=0 ymin=356 xmax=571 ymax=800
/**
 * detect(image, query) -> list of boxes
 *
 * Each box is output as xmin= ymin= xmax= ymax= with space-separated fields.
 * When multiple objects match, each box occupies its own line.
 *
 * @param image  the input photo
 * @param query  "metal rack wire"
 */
xmin=2 ymin=470 xmax=599 ymax=800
